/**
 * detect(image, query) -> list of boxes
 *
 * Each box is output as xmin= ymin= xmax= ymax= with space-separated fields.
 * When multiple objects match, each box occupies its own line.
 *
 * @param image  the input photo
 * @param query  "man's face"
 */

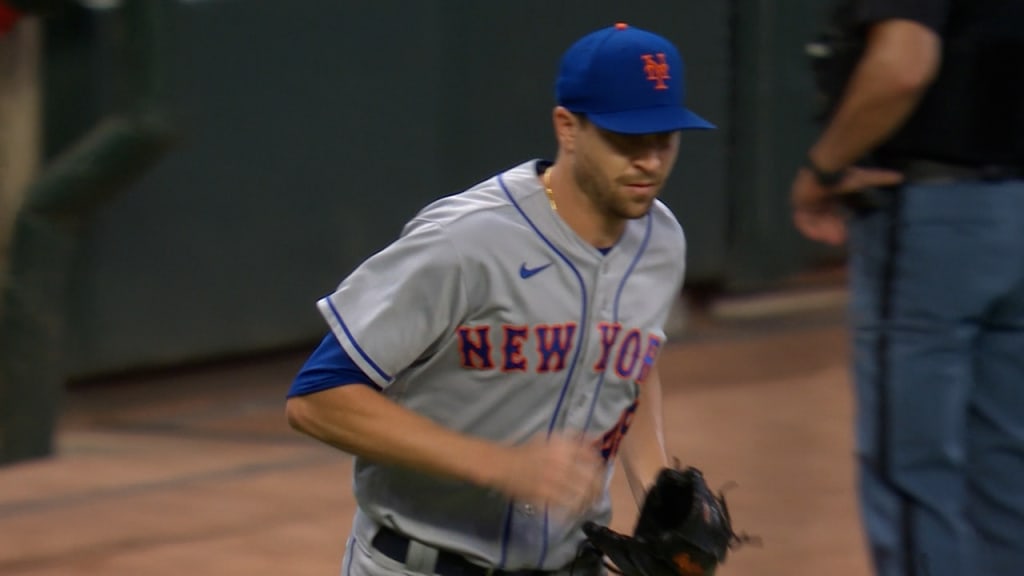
xmin=572 ymin=119 xmax=682 ymax=220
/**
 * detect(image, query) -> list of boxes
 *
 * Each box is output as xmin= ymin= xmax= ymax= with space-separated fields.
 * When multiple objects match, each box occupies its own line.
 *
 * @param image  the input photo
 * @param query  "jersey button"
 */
xmin=522 ymin=504 xmax=536 ymax=516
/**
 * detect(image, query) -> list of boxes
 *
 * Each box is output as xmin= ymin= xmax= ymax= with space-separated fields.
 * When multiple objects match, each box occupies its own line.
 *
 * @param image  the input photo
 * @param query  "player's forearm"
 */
xmin=810 ymin=20 xmax=940 ymax=172
xmin=286 ymin=385 xmax=504 ymax=488
xmin=619 ymin=369 xmax=669 ymax=506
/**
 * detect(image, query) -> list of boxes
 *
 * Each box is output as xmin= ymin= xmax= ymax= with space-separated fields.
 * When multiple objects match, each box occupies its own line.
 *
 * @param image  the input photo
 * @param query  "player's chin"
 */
xmin=617 ymin=199 xmax=656 ymax=220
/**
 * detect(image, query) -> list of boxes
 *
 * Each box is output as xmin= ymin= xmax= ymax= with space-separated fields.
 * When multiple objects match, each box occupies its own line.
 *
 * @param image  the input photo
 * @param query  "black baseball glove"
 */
xmin=582 ymin=465 xmax=755 ymax=576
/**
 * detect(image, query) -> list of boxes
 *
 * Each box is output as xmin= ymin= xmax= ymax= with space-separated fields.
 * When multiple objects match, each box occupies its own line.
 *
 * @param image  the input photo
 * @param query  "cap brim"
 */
xmin=587 ymin=107 xmax=715 ymax=134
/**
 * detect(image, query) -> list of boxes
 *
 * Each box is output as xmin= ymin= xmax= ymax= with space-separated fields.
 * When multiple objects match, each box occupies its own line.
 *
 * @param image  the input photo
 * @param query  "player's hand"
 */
xmin=790 ymin=166 xmax=904 ymax=245
xmin=491 ymin=432 xmax=606 ymax=516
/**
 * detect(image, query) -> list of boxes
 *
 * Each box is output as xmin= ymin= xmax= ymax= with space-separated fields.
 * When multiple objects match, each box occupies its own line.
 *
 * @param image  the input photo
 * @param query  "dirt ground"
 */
xmin=0 ymin=284 xmax=871 ymax=576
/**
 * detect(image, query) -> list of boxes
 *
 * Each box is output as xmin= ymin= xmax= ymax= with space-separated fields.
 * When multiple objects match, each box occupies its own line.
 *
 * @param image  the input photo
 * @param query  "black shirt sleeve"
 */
xmin=857 ymin=0 xmax=951 ymax=33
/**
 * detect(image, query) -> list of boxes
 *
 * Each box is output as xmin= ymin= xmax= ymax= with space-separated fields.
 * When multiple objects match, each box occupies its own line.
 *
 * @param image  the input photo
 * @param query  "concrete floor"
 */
xmin=0 ymin=284 xmax=872 ymax=576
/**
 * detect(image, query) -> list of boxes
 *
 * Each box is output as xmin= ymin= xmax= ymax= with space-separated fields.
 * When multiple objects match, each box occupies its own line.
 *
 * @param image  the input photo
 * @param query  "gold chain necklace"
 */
xmin=543 ymin=166 xmax=557 ymax=212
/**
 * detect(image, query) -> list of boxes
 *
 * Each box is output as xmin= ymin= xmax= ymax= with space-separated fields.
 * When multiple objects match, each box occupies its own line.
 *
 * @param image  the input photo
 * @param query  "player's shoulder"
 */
xmin=647 ymin=198 xmax=687 ymax=253
xmin=404 ymin=160 xmax=539 ymax=237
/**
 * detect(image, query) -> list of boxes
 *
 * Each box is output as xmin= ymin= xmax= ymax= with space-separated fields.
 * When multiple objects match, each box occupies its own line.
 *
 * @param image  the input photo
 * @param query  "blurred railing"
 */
xmin=0 ymin=0 xmax=176 ymax=464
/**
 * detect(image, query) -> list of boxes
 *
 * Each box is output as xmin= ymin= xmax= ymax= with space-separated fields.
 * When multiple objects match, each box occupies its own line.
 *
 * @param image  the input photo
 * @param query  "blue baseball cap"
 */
xmin=556 ymin=23 xmax=714 ymax=134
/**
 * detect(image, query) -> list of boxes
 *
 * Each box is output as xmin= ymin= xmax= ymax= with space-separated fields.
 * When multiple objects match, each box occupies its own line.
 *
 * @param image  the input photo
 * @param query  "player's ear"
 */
xmin=553 ymin=106 xmax=579 ymax=153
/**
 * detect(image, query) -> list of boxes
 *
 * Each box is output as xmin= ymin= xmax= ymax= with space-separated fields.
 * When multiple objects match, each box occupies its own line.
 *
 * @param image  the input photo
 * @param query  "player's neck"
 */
xmin=544 ymin=166 xmax=626 ymax=250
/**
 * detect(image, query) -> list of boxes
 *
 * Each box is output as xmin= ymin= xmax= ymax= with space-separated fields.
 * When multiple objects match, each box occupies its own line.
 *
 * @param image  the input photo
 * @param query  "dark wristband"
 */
xmin=805 ymin=155 xmax=846 ymax=187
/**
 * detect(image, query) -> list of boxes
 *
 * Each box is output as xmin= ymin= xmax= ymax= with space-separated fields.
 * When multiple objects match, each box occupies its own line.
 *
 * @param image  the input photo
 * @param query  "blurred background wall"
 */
xmin=1 ymin=0 xmax=838 ymax=461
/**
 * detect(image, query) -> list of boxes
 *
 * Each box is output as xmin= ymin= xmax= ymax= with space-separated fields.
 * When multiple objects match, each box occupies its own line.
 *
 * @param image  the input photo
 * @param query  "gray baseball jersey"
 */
xmin=319 ymin=159 xmax=687 ymax=571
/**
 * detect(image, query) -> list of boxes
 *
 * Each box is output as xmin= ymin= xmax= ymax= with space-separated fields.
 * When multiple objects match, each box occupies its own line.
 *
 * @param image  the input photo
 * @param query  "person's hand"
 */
xmin=490 ymin=432 xmax=606 ymax=516
xmin=791 ymin=166 xmax=904 ymax=245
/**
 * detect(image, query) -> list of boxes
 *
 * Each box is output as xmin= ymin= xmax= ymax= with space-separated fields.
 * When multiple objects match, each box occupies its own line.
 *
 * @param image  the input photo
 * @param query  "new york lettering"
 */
xmin=456 ymin=321 xmax=662 ymax=382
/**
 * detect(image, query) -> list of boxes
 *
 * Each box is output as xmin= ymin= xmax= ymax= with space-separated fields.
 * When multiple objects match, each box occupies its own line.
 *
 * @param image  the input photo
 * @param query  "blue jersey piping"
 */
xmin=325 ymin=298 xmax=393 ymax=383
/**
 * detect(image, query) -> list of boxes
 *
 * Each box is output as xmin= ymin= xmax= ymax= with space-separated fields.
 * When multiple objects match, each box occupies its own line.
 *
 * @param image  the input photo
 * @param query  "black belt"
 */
xmin=902 ymin=160 xmax=1024 ymax=183
xmin=371 ymin=527 xmax=552 ymax=576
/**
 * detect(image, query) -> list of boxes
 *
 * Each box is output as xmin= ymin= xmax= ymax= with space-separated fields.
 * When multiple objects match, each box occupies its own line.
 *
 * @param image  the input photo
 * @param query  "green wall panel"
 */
xmin=724 ymin=0 xmax=839 ymax=291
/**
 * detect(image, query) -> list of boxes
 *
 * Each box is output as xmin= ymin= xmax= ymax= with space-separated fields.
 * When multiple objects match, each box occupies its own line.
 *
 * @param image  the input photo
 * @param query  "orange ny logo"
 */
xmin=641 ymin=53 xmax=671 ymax=90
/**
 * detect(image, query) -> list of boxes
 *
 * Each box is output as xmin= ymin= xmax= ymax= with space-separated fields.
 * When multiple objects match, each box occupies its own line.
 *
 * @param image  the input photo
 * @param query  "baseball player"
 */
xmin=287 ymin=23 xmax=713 ymax=576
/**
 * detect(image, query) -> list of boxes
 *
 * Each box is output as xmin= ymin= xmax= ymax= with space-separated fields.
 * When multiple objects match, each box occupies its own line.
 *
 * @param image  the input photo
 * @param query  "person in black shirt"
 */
xmin=791 ymin=1 xmax=1024 ymax=575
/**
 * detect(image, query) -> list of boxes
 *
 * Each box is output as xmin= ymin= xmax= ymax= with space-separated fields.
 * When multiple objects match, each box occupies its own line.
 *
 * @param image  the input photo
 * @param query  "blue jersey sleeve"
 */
xmin=287 ymin=333 xmax=381 ymax=398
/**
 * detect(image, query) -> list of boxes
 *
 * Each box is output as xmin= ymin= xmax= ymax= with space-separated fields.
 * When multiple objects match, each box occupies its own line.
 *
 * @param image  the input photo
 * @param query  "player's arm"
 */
xmin=618 ymin=360 xmax=670 ymax=506
xmin=285 ymin=335 xmax=603 ymax=512
xmin=807 ymin=18 xmax=941 ymax=174
xmin=284 ymin=334 xmax=502 ymax=486
xmin=288 ymin=384 xmax=604 ymax=512
xmin=287 ymin=385 xmax=516 ymax=487
xmin=283 ymin=218 xmax=510 ymax=486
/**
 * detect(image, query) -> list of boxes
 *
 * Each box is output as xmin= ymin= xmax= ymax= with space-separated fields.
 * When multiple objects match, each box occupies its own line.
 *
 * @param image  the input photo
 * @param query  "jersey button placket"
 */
xmin=567 ymin=265 xmax=608 ymax=431
xmin=598 ymin=260 xmax=614 ymax=314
